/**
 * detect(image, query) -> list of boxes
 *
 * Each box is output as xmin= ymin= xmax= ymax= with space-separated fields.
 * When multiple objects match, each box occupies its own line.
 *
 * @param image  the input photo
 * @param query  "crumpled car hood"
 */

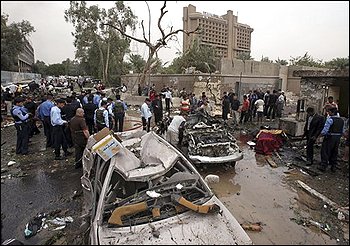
xmin=97 ymin=197 xmax=252 ymax=245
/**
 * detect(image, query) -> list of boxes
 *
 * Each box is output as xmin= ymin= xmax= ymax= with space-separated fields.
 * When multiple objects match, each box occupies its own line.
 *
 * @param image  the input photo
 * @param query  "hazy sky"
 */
xmin=1 ymin=1 xmax=349 ymax=65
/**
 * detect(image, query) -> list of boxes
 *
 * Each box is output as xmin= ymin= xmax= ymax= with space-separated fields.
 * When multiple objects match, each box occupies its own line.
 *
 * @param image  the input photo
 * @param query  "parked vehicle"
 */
xmin=182 ymin=111 xmax=243 ymax=166
xmin=81 ymin=131 xmax=252 ymax=245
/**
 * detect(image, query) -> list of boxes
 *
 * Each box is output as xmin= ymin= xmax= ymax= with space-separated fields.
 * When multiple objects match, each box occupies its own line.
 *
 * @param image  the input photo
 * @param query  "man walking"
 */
xmin=318 ymin=107 xmax=345 ymax=172
xmin=302 ymin=107 xmax=325 ymax=166
xmin=70 ymin=108 xmax=90 ymax=169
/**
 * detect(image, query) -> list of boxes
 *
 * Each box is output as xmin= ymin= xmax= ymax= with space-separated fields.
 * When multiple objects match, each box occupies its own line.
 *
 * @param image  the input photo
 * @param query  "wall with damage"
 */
xmin=300 ymin=77 xmax=334 ymax=114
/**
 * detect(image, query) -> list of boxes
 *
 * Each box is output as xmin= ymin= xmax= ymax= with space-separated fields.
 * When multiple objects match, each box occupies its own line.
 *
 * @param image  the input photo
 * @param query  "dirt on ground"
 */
xmin=1 ymin=112 xmax=349 ymax=245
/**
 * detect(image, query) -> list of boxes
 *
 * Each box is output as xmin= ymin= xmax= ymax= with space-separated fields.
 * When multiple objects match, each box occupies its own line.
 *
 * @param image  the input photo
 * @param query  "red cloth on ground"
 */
xmin=255 ymin=131 xmax=283 ymax=155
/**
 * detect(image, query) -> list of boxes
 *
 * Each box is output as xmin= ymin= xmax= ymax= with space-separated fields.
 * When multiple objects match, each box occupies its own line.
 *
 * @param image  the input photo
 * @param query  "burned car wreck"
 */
xmin=181 ymin=111 xmax=243 ymax=166
xmin=81 ymin=130 xmax=252 ymax=245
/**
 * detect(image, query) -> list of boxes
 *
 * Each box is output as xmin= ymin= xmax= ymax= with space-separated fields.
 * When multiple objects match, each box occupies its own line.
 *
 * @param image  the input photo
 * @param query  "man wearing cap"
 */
xmin=11 ymin=97 xmax=31 ymax=155
xmin=51 ymin=98 xmax=72 ymax=160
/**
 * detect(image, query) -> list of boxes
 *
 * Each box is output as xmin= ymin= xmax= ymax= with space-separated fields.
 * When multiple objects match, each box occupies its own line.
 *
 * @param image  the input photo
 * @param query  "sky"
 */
xmin=1 ymin=1 xmax=349 ymax=65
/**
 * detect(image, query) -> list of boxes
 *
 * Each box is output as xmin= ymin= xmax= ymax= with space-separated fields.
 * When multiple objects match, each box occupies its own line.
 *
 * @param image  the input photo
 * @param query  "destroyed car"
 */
xmin=81 ymin=130 xmax=252 ymax=245
xmin=182 ymin=111 xmax=243 ymax=166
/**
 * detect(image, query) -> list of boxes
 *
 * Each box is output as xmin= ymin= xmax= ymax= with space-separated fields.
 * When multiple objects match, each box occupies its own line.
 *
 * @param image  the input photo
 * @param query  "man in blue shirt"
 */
xmin=318 ymin=107 xmax=345 ymax=172
xmin=51 ymin=98 xmax=72 ymax=160
xmin=11 ymin=97 xmax=31 ymax=155
xmin=38 ymin=94 xmax=55 ymax=148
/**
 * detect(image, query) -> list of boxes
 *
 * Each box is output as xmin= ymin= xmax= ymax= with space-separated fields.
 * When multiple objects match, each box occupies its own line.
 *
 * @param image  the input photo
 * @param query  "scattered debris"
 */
xmin=265 ymin=156 xmax=277 ymax=168
xmin=296 ymin=180 xmax=349 ymax=221
xmin=241 ymin=222 xmax=263 ymax=231
xmin=204 ymin=174 xmax=220 ymax=184
xmin=7 ymin=161 xmax=16 ymax=166
xmin=23 ymin=211 xmax=73 ymax=239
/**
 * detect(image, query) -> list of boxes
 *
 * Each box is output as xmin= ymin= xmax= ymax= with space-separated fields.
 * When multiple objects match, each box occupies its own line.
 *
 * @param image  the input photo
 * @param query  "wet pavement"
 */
xmin=1 ymin=113 xmax=349 ymax=245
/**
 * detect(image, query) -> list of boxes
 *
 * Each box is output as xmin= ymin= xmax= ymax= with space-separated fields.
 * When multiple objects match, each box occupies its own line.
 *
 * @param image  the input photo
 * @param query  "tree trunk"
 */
xmin=105 ymin=37 xmax=110 ymax=87
xmin=95 ymin=37 xmax=106 ymax=83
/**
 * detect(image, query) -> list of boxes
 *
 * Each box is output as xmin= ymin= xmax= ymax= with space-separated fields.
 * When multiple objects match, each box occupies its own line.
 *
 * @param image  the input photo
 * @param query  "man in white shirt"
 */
xmin=140 ymin=98 xmax=152 ymax=132
xmin=162 ymin=88 xmax=173 ymax=112
xmin=166 ymin=112 xmax=187 ymax=146
xmin=254 ymin=97 xmax=265 ymax=124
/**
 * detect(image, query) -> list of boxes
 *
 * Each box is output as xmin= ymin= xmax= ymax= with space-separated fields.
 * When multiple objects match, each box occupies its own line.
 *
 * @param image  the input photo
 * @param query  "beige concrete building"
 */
xmin=183 ymin=4 xmax=253 ymax=59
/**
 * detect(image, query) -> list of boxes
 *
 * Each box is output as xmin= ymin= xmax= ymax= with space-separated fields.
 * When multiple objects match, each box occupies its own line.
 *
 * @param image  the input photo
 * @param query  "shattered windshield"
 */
xmin=102 ymin=157 xmax=212 ymax=227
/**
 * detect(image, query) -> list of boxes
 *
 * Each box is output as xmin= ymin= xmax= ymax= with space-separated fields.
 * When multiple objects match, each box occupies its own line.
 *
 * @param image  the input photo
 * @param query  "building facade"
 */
xmin=17 ymin=39 xmax=35 ymax=73
xmin=183 ymin=4 xmax=253 ymax=59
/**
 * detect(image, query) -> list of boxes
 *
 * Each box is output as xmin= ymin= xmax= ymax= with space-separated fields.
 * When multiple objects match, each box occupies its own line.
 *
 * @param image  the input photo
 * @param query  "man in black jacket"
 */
xmin=302 ymin=107 xmax=325 ymax=166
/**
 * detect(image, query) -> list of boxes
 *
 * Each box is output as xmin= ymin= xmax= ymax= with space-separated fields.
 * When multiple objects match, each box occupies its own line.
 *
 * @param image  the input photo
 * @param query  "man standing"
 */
xmin=140 ymin=98 xmax=152 ymax=132
xmin=254 ymin=96 xmax=265 ymax=124
xmin=3 ymin=88 xmax=13 ymax=116
xmin=38 ymin=94 xmax=55 ymax=148
xmin=83 ymin=95 xmax=97 ymax=134
xmin=94 ymin=100 xmax=109 ymax=132
xmin=166 ymin=111 xmax=187 ymax=146
xmin=318 ymin=107 xmax=345 ymax=172
xmin=113 ymin=95 xmax=127 ymax=132
xmin=230 ymin=94 xmax=240 ymax=126
xmin=162 ymin=88 xmax=172 ymax=113
xmin=70 ymin=108 xmax=90 ymax=169
xmin=11 ymin=97 xmax=31 ymax=155
xmin=51 ymin=98 xmax=72 ymax=160
xmin=151 ymin=94 xmax=163 ymax=126
xmin=302 ymin=107 xmax=325 ymax=166
xmin=221 ymin=92 xmax=230 ymax=121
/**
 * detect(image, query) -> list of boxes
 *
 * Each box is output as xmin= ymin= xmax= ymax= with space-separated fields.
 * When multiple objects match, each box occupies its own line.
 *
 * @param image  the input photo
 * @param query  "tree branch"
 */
xmin=158 ymin=1 xmax=167 ymax=43
xmin=140 ymin=20 xmax=148 ymax=42
xmin=102 ymin=22 xmax=151 ymax=47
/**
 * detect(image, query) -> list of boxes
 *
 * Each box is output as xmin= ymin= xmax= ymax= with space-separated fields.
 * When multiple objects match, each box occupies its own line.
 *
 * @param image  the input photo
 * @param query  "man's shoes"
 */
xmin=64 ymin=151 xmax=73 ymax=157
xmin=317 ymin=165 xmax=326 ymax=172
xmin=55 ymin=156 xmax=64 ymax=160
xmin=75 ymin=163 xmax=82 ymax=169
xmin=306 ymin=161 xmax=313 ymax=166
xmin=330 ymin=165 xmax=336 ymax=173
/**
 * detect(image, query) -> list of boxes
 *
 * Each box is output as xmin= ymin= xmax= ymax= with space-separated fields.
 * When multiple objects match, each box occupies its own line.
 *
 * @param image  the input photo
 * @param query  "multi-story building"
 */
xmin=17 ymin=39 xmax=35 ymax=72
xmin=183 ymin=4 xmax=253 ymax=59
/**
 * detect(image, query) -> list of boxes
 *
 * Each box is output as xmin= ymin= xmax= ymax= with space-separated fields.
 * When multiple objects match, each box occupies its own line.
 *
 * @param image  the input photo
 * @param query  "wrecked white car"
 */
xmin=182 ymin=112 xmax=243 ymax=166
xmin=81 ymin=131 xmax=252 ymax=245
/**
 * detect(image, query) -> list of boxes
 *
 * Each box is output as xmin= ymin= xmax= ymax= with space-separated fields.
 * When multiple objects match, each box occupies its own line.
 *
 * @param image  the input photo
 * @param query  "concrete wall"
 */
xmin=1 ymin=71 xmax=41 ymax=84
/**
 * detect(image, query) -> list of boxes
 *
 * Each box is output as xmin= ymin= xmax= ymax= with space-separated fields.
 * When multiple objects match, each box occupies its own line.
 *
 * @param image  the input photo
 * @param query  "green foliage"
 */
xmin=289 ymin=52 xmax=324 ymax=67
xmin=128 ymin=54 xmax=146 ymax=73
xmin=64 ymin=1 xmax=137 ymax=84
xmin=237 ymin=52 xmax=254 ymax=61
xmin=275 ymin=57 xmax=288 ymax=65
xmin=32 ymin=60 xmax=47 ymax=75
xmin=46 ymin=64 xmax=65 ymax=77
xmin=324 ymin=57 xmax=349 ymax=69
xmin=165 ymin=39 xmax=217 ymax=74
xmin=1 ymin=13 xmax=35 ymax=71
xmin=261 ymin=56 xmax=273 ymax=63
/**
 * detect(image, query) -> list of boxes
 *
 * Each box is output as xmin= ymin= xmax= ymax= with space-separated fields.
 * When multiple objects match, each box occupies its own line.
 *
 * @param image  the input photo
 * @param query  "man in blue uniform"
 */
xmin=11 ymin=97 xmax=31 ymax=155
xmin=318 ymin=107 xmax=345 ymax=172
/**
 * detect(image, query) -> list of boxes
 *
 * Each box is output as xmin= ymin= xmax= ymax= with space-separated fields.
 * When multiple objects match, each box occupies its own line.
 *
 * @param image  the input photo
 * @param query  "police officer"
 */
xmin=11 ymin=97 xmax=31 ymax=155
xmin=318 ymin=107 xmax=345 ymax=172
xmin=51 ymin=98 xmax=72 ymax=160
xmin=94 ymin=100 xmax=109 ymax=132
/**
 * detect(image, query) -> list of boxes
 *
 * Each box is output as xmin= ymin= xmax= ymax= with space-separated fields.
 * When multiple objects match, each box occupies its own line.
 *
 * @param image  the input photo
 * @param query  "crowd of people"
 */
xmin=1 ymin=79 xmax=128 ymax=169
xmin=1 ymin=79 xmax=348 ymax=174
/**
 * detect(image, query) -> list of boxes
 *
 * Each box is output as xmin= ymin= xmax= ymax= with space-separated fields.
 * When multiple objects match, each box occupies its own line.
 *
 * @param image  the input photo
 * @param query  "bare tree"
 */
xmin=104 ymin=1 xmax=200 ymax=87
